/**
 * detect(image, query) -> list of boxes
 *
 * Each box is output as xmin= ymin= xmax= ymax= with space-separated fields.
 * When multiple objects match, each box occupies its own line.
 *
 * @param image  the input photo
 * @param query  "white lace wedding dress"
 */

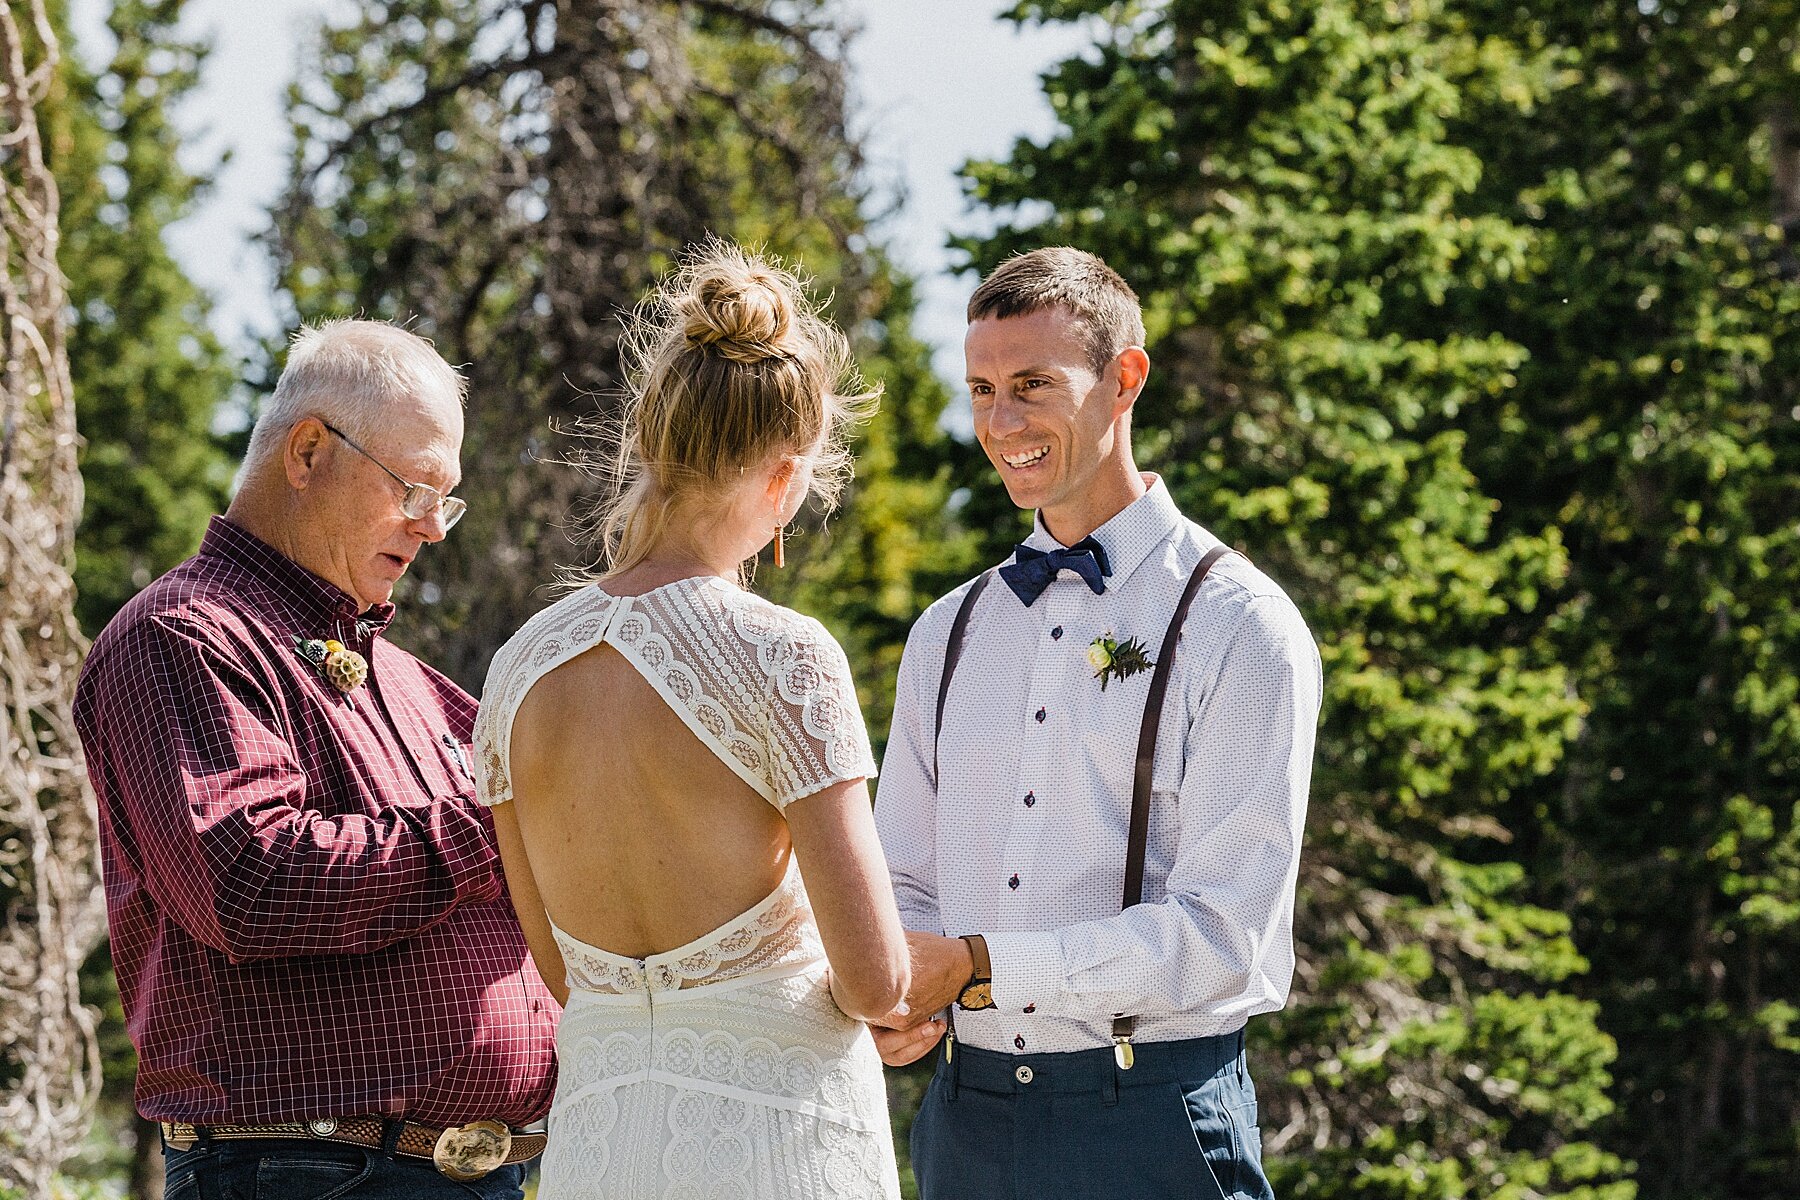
xmin=473 ymin=576 xmax=900 ymax=1200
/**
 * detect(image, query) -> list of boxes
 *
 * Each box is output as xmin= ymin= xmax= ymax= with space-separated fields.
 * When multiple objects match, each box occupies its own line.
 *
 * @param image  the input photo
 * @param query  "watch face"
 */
xmin=958 ymin=982 xmax=995 ymax=1011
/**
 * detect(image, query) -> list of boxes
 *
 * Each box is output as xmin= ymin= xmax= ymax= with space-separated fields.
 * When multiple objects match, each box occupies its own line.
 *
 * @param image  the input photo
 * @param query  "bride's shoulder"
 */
xmin=714 ymin=586 xmax=840 ymax=650
xmin=481 ymin=586 xmax=611 ymax=694
xmin=711 ymin=583 xmax=794 ymax=622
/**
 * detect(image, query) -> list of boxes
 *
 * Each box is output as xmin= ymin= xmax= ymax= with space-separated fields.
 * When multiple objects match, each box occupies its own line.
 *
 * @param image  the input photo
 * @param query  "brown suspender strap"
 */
xmin=932 ymin=547 xmax=1238 ymax=1062
xmin=934 ymin=575 xmax=992 ymax=1080
xmin=1112 ymin=544 xmax=1234 ymax=1054
xmin=934 ymin=571 xmax=993 ymax=780
xmin=1122 ymin=544 xmax=1234 ymax=909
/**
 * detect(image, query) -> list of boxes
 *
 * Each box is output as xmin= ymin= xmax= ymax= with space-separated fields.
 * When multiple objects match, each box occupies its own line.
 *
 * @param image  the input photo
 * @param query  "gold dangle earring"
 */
xmin=774 ymin=523 xmax=786 ymax=569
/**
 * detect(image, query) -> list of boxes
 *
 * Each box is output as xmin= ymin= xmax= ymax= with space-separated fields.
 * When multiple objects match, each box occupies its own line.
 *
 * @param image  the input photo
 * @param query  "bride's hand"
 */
xmin=879 ymin=930 xmax=974 ymax=1028
xmin=872 ymin=1019 xmax=945 ymax=1067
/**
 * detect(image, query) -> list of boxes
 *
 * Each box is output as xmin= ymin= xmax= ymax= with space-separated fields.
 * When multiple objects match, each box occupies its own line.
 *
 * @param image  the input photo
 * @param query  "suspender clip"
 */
xmin=1112 ymin=1033 xmax=1135 ymax=1071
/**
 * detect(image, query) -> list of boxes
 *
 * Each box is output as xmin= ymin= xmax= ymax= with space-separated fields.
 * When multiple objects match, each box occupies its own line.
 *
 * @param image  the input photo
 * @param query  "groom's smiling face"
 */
xmin=966 ymin=306 xmax=1121 ymax=521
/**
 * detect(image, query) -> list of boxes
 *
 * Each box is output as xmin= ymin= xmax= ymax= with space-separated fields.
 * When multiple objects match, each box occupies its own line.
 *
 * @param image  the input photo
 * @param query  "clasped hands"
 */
xmin=867 ymin=930 xmax=974 ymax=1067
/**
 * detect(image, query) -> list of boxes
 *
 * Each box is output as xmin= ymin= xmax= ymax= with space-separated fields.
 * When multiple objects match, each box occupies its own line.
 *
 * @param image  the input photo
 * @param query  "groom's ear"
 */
xmin=1113 ymin=346 xmax=1150 ymax=417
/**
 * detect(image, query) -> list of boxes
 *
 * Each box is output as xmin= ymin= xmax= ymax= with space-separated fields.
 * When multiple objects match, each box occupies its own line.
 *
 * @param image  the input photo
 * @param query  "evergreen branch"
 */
xmin=293 ymin=43 xmax=563 ymax=202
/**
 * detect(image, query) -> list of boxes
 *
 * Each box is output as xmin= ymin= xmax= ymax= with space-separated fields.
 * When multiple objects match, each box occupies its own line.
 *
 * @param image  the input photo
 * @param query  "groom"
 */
xmin=873 ymin=247 xmax=1321 ymax=1199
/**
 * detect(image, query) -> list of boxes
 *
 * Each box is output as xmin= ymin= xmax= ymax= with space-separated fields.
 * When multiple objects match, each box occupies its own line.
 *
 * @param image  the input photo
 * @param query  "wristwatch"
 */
xmin=955 ymin=934 xmax=995 ymax=1011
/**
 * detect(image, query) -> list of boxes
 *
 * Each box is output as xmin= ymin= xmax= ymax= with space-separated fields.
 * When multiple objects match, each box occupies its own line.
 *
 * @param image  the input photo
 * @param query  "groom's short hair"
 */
xmin=967 ymin=247 xmax=1146 ymax=372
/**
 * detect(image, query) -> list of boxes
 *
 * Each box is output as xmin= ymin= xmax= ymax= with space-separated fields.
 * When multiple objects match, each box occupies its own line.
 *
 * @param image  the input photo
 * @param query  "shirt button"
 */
xmin=1034 ymin=707 xmax=1046 ymax=723
xmin=1014 ymin=1034 xmax=1026 ymax=1051
xmin=1023 ymin=791 xmax=1035 ymax=808
xmin=1015 ymin=1065 xmax=1034 ymax=1084
xmin=1008 ymin=873 xmax=1020 ymax=890
xmin=1023 ymin=1003 xmax=1036 ymax=1013
xmin=1051 ymin=626 xmax=1063 ymax=640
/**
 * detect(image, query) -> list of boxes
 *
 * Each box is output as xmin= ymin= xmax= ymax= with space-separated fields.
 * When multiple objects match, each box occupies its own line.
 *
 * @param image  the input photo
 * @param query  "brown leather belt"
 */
xmin=159 ymin=1116 xmax=547 ymax=1181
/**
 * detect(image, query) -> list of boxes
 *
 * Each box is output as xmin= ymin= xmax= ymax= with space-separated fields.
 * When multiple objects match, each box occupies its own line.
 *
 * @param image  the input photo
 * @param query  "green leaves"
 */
xmin=961 ymin=2 xmax=1623 ymax=1194
xmin=1453 ymin=5 xmax=1800 ymax=1193
xmin=271 ymin=0 xmax=974 ymax=708
xmin=56 ymin=0 xmax=237 ymax=634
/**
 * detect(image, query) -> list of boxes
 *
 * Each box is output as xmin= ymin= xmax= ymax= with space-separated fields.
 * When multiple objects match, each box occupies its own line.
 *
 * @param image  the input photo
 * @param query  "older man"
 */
xmin=874 ymin=249 xmax=1321 ymax=1199
xmin=74 ymin=321 xmax=558 ymax=1197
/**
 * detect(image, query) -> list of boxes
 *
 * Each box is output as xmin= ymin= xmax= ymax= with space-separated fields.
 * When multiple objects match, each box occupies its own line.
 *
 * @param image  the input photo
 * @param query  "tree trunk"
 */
xmin=130 ymin=1114 xmax=165 ymax=1200
xmin=0 ymin=2 xmax=105 ymax=1195
xmin=1772 ymin=98 xmax=1800 ymax=228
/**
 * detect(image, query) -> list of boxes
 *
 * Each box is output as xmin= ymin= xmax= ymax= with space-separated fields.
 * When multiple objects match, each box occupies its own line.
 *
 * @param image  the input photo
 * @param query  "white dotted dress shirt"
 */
xmin=876 ymin=478 xmax=1322 ymax=1056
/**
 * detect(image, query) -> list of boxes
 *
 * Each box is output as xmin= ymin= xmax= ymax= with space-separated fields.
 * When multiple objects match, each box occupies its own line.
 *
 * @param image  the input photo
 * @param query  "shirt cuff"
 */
xmin=982 ymin=929 xmax=1064 ymax=1014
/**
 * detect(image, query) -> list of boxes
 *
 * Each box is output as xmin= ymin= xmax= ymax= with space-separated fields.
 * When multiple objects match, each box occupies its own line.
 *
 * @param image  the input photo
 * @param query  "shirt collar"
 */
xmin=199 ymin=516 xmax=396 ymax=638
xmin=1021 ymin=474 xmax=1183 ymax=584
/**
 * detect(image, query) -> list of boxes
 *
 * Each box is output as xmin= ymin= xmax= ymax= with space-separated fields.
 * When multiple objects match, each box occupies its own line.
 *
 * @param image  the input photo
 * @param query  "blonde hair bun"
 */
xmin=679 ymin=249 xmax=798 ymax=364
xmin=565 ymin=238 xmax=880 ymax=582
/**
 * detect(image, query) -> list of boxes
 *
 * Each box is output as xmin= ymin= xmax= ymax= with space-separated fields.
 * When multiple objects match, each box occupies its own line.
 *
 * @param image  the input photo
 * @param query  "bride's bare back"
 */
xmin=475 ymin=577 xmax=907 ymax=1020
xmin=509 ymin=640 xmax=789 ymax=957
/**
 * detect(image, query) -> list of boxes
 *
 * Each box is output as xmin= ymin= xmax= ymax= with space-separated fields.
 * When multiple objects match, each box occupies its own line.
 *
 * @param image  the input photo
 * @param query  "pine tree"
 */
xmin=50 ymin=0 xmax=236 ymax=635
xmin=0 ymin=1 xmax=104 ymax=1189
xmin=957 ymin=3 xmax=1629 ymax=1196
xmin=271 ymin=0 xmax=974 ymax=739
xmin=1452 ymin=4 xmax=1800 ymax=1194
xmin=39 ymin=2 xmax=240 ymax=1187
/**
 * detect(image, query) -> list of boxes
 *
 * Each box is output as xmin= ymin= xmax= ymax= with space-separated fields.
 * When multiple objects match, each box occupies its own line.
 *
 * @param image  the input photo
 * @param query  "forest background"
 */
xmin=5 ymin=1 xmax=1798 ymax=1198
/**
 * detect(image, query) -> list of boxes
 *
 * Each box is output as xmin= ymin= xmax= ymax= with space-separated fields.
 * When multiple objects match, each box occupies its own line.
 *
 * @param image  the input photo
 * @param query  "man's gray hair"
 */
xmin=243 ymin=319 xmax=467 ymax=475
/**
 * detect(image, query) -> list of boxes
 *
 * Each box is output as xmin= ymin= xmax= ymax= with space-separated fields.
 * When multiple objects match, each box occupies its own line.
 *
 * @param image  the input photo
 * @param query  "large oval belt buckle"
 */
xmin=433 ymin=1119 xmax=512 ymax=1182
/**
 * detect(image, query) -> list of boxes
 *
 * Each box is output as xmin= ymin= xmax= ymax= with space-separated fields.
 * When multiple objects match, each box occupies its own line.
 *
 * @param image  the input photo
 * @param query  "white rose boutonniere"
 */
xmin=1087 ymin=632 xmax=1154 ymax=691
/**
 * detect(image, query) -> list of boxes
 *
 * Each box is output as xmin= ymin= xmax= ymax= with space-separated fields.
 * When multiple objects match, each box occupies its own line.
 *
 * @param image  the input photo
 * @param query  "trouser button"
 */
xmin=1015 ymin=1065 xmax=1034 ymax=1084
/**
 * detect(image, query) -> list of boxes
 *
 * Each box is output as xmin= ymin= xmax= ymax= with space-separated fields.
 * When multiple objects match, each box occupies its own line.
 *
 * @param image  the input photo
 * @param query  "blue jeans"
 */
xmin=162 ymin=1134 xmax=527 ymax=1200
xmin=909 ymin=1030 xmax=1274 ymax=1200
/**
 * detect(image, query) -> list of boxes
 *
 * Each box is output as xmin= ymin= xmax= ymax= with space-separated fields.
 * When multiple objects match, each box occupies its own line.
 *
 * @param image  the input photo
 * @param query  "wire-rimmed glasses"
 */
xmin=320 ymin=420 xmax=467 ymax=531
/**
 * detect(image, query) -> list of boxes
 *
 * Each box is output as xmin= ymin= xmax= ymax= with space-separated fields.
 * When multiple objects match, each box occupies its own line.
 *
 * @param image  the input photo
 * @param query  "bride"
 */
xmin=473 ymin=242 xmax=908 ymax=1198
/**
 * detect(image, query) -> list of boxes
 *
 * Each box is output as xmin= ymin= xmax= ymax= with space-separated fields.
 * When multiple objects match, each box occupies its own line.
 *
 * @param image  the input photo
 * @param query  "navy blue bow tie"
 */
xmin=999 ymin=536 xmax=1113 ymax=606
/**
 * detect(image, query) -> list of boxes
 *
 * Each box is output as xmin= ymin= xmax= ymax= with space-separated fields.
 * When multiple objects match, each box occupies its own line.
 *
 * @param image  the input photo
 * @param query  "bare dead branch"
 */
xmin=0 ymin=3 xmax=105 ymax=1196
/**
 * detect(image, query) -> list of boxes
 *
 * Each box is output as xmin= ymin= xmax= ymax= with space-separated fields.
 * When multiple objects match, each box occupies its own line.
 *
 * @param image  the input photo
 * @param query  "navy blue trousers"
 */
xmin=909 ymin=1030 xmax=1274 ymax=1200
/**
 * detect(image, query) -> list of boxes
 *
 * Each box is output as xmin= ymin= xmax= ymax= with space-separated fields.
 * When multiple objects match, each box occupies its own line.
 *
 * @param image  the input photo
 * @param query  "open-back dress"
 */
xmin=473 ymin=577 xmax=899 ymax=1199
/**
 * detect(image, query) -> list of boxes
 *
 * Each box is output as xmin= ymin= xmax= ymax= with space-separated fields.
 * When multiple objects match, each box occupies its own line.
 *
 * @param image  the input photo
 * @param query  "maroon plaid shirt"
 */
xmin=74 ymin=517 xmax=558 ymax=1127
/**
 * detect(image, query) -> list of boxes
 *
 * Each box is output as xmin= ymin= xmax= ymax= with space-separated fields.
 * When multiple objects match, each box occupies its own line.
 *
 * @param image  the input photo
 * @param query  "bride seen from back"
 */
xmin=473 ymin=240 xmax=908 ymax=1198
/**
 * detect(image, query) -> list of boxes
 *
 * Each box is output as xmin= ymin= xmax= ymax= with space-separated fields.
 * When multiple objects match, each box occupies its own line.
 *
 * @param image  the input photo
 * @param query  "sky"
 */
xmin=67 ymin=0 xmax=1095 ymax=387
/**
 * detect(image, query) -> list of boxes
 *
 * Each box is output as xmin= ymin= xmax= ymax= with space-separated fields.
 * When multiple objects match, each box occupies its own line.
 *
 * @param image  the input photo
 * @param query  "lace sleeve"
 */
xmin=472 ymin=640 xmax=518 ymax=808
xmin=470 ymin=589 xmax=618 ymax=808
xmin=759 ymin=616 xmax=877 ymax=809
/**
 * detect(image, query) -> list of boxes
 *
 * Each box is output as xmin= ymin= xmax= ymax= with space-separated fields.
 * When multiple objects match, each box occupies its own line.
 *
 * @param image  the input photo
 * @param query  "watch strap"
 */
xmin=956 ymin=934 xmax=995 ymax=1010
xmin=960 ymin=933 xmax=991 ymax=983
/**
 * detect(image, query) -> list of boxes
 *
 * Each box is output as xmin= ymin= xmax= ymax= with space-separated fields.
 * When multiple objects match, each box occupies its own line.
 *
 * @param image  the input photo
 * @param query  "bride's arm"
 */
xmin=785 ymin=777 xmax=909 ymax=1022
xmin=490 ymin=800 xmax=571 ymax=1008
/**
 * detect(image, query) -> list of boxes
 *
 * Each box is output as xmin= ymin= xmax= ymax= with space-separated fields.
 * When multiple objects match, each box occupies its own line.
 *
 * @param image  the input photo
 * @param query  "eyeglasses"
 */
xmin=320 ymin=421 xmax=467 ymax=531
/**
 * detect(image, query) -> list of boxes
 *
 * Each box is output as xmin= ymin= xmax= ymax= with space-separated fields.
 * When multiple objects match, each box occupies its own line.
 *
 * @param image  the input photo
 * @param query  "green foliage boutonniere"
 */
xmin=1087 ymin=632 xmax=1154 ymax=691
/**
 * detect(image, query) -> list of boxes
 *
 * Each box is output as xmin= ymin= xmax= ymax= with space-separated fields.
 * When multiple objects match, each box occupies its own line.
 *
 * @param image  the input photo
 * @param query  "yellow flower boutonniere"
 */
xmin=294 ymin=636 xmax=369 ymax=693
xmin=1087 ymin=632 xmax=1154 ymax=691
